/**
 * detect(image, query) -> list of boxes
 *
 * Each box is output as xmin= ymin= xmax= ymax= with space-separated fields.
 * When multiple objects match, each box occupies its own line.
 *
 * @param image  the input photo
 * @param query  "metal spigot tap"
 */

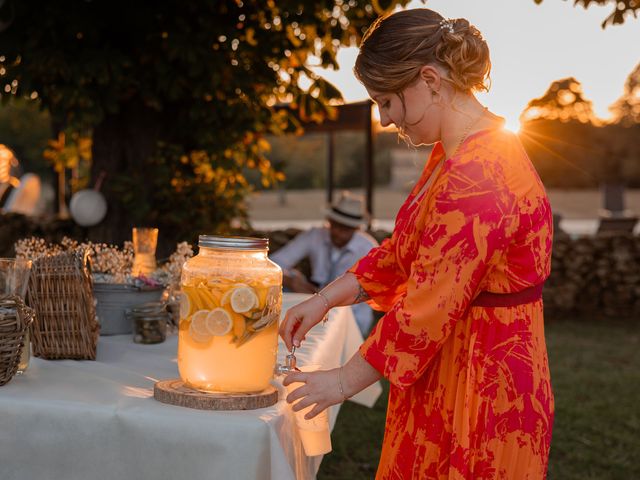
xmin=275 ymin=345 xmax=300 ymax=375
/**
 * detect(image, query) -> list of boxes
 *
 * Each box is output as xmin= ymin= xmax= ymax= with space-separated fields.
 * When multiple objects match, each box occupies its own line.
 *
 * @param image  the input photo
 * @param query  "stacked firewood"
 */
xmin=545 ymin=233 xmax=640 ymax=318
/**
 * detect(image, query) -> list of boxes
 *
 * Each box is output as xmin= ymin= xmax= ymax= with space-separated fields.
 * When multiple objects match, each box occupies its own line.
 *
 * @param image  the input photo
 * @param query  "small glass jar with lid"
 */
xmin=127 ymin=302 xmax=169 ymax=344
xmin=177 ymin=235 xmax=282 ymax=393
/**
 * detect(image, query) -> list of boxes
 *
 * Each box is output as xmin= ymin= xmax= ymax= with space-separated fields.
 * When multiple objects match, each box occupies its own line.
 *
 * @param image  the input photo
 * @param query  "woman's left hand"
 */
xmin=283 ymin=368 xmax=344 ymax=419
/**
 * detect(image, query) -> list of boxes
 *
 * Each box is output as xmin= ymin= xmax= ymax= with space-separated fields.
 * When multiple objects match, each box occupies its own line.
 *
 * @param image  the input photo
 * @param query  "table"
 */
xmin=0 ymin=293 xmax=382 ymax=480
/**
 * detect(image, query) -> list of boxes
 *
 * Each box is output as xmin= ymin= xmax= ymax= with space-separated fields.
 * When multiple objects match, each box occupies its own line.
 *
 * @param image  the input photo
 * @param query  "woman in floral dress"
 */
xmin=280 ymin=8 xmax=554 ymax=479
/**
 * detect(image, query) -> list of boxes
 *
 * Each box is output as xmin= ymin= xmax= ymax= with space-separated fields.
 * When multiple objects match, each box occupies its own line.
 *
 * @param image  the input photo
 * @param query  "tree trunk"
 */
xmin=57 ymin=169 xmax=70 ymax=219
xmin=88 ymin=100 xmax=169 ymax=247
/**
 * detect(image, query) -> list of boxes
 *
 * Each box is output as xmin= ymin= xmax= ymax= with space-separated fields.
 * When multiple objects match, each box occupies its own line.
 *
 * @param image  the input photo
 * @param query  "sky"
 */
xmin=313 ymin=0 xmax=639 ymax=131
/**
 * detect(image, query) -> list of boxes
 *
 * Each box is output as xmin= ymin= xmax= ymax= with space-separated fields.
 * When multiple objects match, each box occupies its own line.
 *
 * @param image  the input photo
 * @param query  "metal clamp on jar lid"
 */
xmin=198 ymin=235 xmax=269 ymax=251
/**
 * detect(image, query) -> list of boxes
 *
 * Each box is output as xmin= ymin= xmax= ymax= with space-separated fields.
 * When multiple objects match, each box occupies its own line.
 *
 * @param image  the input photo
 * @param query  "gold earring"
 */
xmin=425 ymin=81 xmax=438 ymax=97
xmin=431 ymin=89 xmax=440 ymax=104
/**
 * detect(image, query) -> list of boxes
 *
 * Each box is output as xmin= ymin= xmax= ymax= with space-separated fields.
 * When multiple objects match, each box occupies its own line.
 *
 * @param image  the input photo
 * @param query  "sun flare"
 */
xmin=502 ymin=117 xmax=521 ymax=134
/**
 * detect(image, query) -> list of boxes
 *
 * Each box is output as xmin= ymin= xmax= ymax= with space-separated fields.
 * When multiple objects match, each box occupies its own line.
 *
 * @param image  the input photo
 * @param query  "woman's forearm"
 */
xmin=318 ymin=272 xmax=369 ymax=309
xmin=318 ymin=274 xmax=382 ymax=392
xmin=341 ymin=349 xmax=383 ymax=398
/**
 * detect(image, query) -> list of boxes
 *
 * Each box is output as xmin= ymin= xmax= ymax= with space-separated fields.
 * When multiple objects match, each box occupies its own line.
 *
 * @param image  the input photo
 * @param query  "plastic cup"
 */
xmin=285 ymin=364 xmax=332 ymax=456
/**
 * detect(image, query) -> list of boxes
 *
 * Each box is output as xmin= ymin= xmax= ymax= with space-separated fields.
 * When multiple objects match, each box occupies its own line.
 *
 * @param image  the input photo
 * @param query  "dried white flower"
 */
xmin=161 ymin=241 xmax=194 ymax=289
xmin=14 ymin=236 xmax=185 ymax=286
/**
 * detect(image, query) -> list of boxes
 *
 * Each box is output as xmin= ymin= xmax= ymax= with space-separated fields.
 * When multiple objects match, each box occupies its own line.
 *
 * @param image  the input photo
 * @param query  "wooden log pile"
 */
xmin=545 ymin=232 xmax=640 ymax=319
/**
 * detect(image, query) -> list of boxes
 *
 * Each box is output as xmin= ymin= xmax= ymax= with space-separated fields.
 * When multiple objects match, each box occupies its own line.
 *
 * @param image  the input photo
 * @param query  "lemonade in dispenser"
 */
xmin=178 ymin=235 xmax=282 ymax=393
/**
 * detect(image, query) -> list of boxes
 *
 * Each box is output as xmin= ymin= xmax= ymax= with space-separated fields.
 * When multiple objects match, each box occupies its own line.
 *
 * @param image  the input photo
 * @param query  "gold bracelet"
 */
xmin=314 ymin=291 xmax=331 ymax=311
xmin=337 ymin=366 xmax=348 ymax=402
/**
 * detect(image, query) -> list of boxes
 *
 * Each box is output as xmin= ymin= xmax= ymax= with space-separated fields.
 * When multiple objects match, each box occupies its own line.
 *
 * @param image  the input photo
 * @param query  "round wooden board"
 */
xmin=154 ymin=379 xmax=279 ymax=411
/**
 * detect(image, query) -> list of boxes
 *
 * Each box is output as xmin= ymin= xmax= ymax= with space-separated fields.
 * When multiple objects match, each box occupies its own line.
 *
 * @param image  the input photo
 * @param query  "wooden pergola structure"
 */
xmin=296 ymin=100 xmax=375 ymax=228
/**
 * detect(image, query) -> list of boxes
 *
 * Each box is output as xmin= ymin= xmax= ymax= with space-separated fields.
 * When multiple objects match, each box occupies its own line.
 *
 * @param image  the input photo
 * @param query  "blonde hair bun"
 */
xmin=355 ymin=9 xmax=491 ymax=94
xmin=436 ymin=18 xmax=491 ymax=93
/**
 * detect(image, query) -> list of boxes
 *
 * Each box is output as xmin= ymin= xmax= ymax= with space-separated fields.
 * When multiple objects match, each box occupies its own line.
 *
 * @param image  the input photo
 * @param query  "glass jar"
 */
xmin=127 ymin=302 xmax=169 ymax=344
xmin=178 ymin=235 xmax=282 ymax=393
xmin=131 ymin=227 xmax=158 ymax=276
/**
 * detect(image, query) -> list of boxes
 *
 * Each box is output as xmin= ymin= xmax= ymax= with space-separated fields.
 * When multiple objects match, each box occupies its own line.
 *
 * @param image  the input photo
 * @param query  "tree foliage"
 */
xmin=0 ymin=98 xmax=51 ymax=178
xmin=610 ymin=62 xmax=640 ymax=126
xmin=0 ymin=0 xmax=404 ymax=132
xmin=521 ymin=118 xmax=640 ymax=187
xmin=0 ymin=0 xmax=411 ymax=247
xmin=534 ymin=0 xmax=639 ymax=27
xmin=520 ymin=73 xmax=640 ymax=189
xmin=520 ymin=77 xmax=596 ymax=124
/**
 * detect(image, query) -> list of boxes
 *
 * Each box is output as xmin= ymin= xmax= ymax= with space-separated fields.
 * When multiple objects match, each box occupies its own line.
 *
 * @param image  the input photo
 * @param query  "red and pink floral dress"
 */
xmin=350 ymin=128 xmax=554 ymax=479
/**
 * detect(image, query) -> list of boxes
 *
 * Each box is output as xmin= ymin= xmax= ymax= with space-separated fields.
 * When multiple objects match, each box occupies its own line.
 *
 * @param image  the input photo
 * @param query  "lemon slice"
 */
xmin=179 ymin=292 xmax=191 ymax=318
xmin=221 ymin=283 xmax=250 ymax=307
xmin=230 ymin=286 xmax=258 ymax=313
xmin=182 ymin=285 xmax=204 ymax=311
xmin=190 ymin=310 xmax=211 ymax=336
xmin=220 ymin=289 xmax=233 ymax=306
xmin=188 ymin=323 xmax=212 ymax=344
xmin=205 ymin=308 xmax=233 ymax=336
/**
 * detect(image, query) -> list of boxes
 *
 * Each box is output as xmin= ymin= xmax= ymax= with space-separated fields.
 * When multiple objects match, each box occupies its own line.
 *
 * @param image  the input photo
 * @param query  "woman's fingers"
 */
xmin=285 ymin=384 xmax=309 ymax=404
xmin=279 ymin=310 xmax=300 ymax=351
xmin=304 ymin=402 xmax=326 ymax=420
xmin=281 ymin=370 xmax=334 ymax=419
xmin=280 ymin=312 xmax=311 ymax=350
xmin=279 ymin=297 xmax=328 ymax=351
xmin=291 ymin=394 xmax=317 ymax=412
xmin=291 ymin=317 xmax=313 ymax=348
xmin=282 ymin=371 xmax=306 ymax=387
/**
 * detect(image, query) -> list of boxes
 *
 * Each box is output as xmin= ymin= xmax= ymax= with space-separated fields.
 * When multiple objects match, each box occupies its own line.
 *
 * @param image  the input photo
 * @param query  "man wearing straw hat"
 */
xmin=271 ymin=191 xmax=378 ymax=335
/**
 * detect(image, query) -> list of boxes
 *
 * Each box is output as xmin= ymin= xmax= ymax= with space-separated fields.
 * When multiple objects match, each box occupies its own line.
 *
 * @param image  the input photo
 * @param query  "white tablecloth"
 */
xmin=0 ymin=293 xmax=382 ymax=480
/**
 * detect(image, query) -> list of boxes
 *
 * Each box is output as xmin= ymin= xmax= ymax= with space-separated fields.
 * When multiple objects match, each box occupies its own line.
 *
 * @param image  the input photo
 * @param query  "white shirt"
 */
xmin=271 ymin=227 xmax=379 ymax=334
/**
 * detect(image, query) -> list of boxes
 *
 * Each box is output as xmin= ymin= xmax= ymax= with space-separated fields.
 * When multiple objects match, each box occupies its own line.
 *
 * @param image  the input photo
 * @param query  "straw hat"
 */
xmin=324 ymin=191 xmax=368 ymax=228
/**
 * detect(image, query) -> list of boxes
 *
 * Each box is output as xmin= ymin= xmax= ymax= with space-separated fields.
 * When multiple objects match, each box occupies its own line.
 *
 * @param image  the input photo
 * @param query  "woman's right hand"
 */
xmin=279 ymin=295 xmax=328 ymax=351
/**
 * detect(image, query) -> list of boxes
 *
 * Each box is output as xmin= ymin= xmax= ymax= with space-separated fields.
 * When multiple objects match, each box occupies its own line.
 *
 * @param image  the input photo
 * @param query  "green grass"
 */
xmin=318 ymin=318 xmax=640 ymax=480
xmin=546 ymin=319 xmax=640 ymax=479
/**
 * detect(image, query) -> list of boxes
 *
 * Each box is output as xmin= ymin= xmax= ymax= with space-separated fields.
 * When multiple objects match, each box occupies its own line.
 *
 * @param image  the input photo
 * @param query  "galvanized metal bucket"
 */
xmin=93 ymin=283 xmax=164 ymax=335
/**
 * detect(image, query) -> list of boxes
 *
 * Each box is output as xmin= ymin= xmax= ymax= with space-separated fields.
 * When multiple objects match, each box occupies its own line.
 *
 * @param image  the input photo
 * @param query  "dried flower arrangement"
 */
xmin=160 ymin=242 xmax=194 ymax=292
xmin=15 ymin=237 xmax=193 ymax=288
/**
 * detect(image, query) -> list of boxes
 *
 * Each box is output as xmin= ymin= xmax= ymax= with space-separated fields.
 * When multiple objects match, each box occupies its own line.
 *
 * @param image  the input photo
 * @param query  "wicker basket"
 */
xmin=27 ymin=250 xmax=99 ymax=360
xmin=0 ymin=295 xmax=34 ymax=386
